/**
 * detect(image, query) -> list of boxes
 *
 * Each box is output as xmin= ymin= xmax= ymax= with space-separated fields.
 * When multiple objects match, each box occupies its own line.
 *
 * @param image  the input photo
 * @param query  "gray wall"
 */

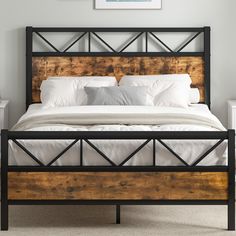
xmin=0 ymin=0 xmax=235 ymax=127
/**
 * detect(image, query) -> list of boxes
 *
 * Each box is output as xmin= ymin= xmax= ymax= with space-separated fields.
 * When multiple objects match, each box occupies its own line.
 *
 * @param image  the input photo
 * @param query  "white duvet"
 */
xmin=9 ymin=104 xmax=227 ymax=166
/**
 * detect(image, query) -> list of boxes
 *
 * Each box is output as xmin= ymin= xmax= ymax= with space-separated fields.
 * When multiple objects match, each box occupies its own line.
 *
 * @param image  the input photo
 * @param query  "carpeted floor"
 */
xmin=0 ymin=205 xmax=235 ymax=236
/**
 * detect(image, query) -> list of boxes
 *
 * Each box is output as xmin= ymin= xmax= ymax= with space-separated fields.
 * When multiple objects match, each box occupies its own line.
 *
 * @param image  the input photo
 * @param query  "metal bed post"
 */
xmin=26 ymin=26 xmax=33 ymax=109
xmin=228 ymin=129 xmax=235 ymax=230
xmin=1 ymin=130 xmax=8 ymax=230
xmin=204 ymin=26 xmax=211 ymax=109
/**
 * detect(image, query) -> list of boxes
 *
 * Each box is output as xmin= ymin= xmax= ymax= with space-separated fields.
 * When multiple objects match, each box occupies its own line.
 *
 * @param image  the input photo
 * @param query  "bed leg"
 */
xmin=228 ymin=201 xmax=235 ymax=231
xmin=116 ymin=205 xmax=120 ymax=224
xmin=227 ymin=130 xmax=235 ymax=231
xmin=1 ymin=129 xmax=9 ymax=231
xmin=1 ymin=201 xmax=8 ymax=231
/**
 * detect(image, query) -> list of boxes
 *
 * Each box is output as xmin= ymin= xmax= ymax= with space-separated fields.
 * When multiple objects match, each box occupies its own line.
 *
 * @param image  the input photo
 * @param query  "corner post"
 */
xmin=1 ymin=130 xmax=9 ymax=231
xmin=228 ymin=129 xmax=235 ymax=230
xmin=204 ymin=26 xmax=211 ymax=109
xmin=26 ymin=26 xmax=33 ymax=110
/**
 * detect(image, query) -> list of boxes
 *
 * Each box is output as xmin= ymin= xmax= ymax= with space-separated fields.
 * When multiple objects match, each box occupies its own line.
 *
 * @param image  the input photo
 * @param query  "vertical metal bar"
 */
xmin=1 ymin=130 xmax=9 ymax=231
xmin=26 ymin=26 xmax=33 ymax=109
xmin=204 ymin=26 xmax=211 ymax=109
xmin=153 ymin=139 xmax=156 ymax=166
xmin=145 ymin=32 xmax=148 ymax=52
xmin=116 ymin=205 xmax=120 ymax=224
xmin=227 ymin=129 xmax=235 ymax=231
xmin=88 ymin=32 xmax=91 ymax=52
xmin=80 ymin=139 xmax=83 ymax=166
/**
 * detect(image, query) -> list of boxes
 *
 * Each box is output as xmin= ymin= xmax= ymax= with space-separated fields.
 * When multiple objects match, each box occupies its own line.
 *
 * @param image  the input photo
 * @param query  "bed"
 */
xmin=1 ymin=26 xmax=235 ymax=231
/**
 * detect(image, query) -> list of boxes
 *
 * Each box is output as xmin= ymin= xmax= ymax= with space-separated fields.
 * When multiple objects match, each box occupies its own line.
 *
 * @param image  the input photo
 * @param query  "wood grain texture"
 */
xmin=8 ymin=172 xmax=227 ymax=200
xmin=32 ymin=56 xmax=205 ymax=103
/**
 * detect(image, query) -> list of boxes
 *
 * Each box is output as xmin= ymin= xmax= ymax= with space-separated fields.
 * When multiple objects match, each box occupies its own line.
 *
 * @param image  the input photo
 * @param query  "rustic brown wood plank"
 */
xmin=32 ymin=56 xmax=205 ymax=103
xmin=8 ymin=172 xmax=227 ymax=200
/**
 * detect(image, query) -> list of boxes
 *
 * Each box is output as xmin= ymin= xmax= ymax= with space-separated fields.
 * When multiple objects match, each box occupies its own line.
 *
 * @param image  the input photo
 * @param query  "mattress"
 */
xmin=9 ymin=104 xmax=227 ymax=166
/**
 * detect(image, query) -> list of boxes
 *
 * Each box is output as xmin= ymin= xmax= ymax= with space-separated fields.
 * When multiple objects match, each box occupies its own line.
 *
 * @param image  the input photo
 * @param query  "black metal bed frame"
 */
xmin=1 ymin=26 xmax=235 ymax=231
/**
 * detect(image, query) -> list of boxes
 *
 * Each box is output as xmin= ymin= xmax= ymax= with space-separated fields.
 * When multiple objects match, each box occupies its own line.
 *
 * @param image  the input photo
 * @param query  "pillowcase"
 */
xmin=119 ymin=74 xmax=191 ymax=108
xmin=151 ymin=81 xmax=190 ymax=108
xmin=40 ymin=79 xmax=78 ymax=107
xmin=40 ymin=76 xmax=117 ymax=107
xmin=84 ymin=86 xmax=151 ymax=106
xmin=119 ymin=74 xmax=192 ymax=86
xmin=189 ymin=88 xmax=200 ymax=104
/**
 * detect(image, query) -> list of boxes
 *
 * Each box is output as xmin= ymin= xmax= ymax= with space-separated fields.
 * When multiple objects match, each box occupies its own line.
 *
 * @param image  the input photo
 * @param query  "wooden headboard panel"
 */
xmin=27 ymin=27 xmax=210 ymax=107
xmin=32 ymin=56 xmax=204 ymax=103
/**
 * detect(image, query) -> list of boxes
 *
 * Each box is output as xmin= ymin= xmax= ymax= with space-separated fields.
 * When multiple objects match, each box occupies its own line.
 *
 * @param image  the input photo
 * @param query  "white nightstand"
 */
xmin=0 ymin=100 xmax=9 ymax=157
xmin=228 ymin=100 xmax=236 ymax=129
xmin=0 ymin=100 xmax=9 ymax=132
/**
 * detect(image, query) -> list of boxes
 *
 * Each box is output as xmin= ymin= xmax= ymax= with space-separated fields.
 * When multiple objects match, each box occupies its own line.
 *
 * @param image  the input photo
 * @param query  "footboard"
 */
xmin=1 ymin=130 xmax=235 ymax=230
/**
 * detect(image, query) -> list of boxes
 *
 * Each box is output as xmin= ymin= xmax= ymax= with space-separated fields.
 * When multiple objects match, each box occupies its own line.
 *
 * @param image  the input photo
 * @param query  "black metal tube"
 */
xmin=26 ymin=26 xmax=33 ymax=109
xmin=31 ymin=27 xmax=204 ymax=33
xmin=84 ymin=139 xmax=116 ymax=166
xmin=35 ymin=32 xmax=60 ymax=53
xmin=177 ymin=31 xmax=202 ymax=52
xmin=1 ymin=130 xmax=8 ymax=230
xmin=191 ymin=139 xmax=224 ymax=166
xmin=157 ymin=139 xmax=189 ymax=166
xmin=12 ymin=139 xmax=44 ymax=166
xmin=46 ymin=139 xmax=79 ymax=166
xmin=31 ymin=52 xmax=204 ymax=57
xmin=5 ymin=130 xmax=228 ymax=140
xmin=8 ymin=200 xmax=228 ymax=206
xmin=119 ymin=139 xmax=151 ymax=166
xmin=119 ymin=32 xmax=143 ymax=52
xmin=153 ymin=139 xmax=156 ymax=166
xmin=227 ymin=129 xmax=235 ymax=230
xmin=80 ymin=139 xmax=83 ymax=167
xmin=63 ymin=32 xmax=87 ymax=52
xmin=92 ymin=32 xmax=116 ymax=53
xmin=88 ymin=32 xmax=91 ymax=52
xmin=145 ymin=32 xmax=148 ymax=52
xmin=204 ymin=26 xmax=211 ymax=109
xmin=116 ymin=205 xmax=120 ymax=224
xmin=149 ymin=32 xmax=173 ymax=52
xmin=7 ymin=166 xmax=228 ymax=172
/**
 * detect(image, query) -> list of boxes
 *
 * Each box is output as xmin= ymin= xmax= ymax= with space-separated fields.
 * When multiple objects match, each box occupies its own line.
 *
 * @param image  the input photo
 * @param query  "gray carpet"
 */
xmin=0 ymin=205 xmax=235 ymax=236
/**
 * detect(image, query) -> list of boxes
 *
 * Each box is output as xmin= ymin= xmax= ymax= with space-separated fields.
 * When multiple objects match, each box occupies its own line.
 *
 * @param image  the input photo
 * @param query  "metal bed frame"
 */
xmin=1 ymin=26 xmax=235 ymax=231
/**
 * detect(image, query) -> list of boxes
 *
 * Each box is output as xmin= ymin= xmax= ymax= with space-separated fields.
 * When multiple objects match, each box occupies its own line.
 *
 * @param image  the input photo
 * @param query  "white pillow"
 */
xmin=119 ymin=74 xmax=192 ymax=86
xmin=119 ymin=74 xmax=191 ymax=108
xmin=189 ymin=88 xmax=200 ymax=104
xmin=40 ymin=76 xmax=117 ymax=107
xmin=40 ymin=79 xmax=78 ymax=107
xmin=151 ymin=81 xmax=190 ymax=108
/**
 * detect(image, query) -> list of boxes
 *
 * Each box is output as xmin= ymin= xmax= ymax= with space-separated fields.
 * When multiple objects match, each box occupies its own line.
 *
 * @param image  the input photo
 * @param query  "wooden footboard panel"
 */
xmin=8 ymin=172 xmax=228 ymax=200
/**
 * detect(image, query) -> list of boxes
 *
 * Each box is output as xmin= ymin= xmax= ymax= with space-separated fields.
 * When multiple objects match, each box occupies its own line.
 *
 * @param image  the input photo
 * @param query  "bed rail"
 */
xmin=1 ymin=130 xmax=235 ymax=230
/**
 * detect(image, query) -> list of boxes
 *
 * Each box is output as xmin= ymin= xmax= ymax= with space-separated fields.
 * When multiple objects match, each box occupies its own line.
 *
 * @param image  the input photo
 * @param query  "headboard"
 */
xmin=26 ymin=27 xmax=210 ymax=108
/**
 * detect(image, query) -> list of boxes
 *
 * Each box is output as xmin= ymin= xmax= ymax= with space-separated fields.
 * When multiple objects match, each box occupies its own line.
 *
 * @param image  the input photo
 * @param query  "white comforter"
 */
xmin=9 ymin=104 xmax=227 ymax=166
xmin=13 ymin=105 xmax=225 ymax=131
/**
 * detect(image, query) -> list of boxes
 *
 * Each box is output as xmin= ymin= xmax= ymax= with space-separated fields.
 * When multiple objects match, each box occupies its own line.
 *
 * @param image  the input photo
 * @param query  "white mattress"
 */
xmin=9 ymin=104 xmax=227 ymax=166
